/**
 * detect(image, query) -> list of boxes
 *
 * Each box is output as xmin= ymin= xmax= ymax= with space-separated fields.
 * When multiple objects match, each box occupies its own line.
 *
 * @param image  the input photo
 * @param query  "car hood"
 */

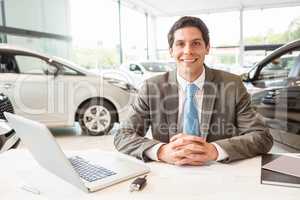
xmin=143 ymin=71 xmax=167 ymax=79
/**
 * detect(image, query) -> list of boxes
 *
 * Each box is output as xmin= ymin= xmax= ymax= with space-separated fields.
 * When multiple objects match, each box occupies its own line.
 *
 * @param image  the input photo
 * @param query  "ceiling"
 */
xmin=124 ymin=0 xmax=300 ymax=16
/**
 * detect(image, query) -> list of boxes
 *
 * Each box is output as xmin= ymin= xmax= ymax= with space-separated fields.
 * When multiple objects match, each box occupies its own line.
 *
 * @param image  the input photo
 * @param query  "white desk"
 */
xmin=0 ymin=136 xmax=299 ymax=200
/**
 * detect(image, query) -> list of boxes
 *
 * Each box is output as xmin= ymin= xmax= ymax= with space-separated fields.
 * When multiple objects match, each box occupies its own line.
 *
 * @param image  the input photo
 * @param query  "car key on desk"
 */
xmin=129 ymin=175 xmax=147 ymax=192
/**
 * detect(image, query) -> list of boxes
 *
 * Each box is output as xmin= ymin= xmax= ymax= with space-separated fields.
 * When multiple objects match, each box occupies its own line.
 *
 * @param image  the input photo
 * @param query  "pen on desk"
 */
xmin=20 ymin=185 xmax=41 ymax=195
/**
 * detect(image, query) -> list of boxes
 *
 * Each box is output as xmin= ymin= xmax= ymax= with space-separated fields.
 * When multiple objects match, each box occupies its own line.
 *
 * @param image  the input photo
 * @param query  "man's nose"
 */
xmin=183 ymin=44 xmax=192 ymax=54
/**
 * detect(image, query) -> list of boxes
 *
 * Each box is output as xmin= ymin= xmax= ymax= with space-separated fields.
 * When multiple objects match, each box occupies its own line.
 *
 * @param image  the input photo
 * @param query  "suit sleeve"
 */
xmin=214 ymin=78 xmax=273 ymax=163
xmin=113 ymin=80 xmax=161 ymax=162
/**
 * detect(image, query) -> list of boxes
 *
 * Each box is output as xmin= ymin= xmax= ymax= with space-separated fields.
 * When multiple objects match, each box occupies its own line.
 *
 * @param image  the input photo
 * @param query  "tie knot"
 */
xmin=186 ymin=83 xmax=198 ymax=97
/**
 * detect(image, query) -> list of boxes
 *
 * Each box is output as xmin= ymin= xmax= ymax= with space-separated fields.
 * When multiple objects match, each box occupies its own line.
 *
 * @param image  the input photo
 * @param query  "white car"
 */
xmin=119 ymin=61 xmax=176 ymax=87
xmin=0 ymin=45 xmax=136 ymax=136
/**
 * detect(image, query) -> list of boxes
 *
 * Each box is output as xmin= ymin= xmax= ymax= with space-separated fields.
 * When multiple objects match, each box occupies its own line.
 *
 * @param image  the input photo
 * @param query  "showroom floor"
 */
xmin=17 ymin=123 xmax=299 ymax=154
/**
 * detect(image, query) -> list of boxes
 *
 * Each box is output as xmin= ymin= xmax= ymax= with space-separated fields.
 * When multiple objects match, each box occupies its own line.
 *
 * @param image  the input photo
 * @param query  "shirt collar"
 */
xmin=177 ymin=68 xmax=206 ymax=92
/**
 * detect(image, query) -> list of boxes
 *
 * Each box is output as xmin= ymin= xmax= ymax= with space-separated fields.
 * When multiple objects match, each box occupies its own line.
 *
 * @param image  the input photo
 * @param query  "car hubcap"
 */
xmin=83 ymin=105 xmax=111 ymax=133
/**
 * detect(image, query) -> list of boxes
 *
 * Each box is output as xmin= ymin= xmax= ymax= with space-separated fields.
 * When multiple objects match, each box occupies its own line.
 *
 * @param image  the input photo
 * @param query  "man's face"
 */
xmin=169 ymin=26 xmax=210 ymax=74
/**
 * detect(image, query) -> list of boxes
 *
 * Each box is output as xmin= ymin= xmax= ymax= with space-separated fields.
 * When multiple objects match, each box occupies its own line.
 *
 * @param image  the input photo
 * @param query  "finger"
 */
xmin=176 ymin=143 xmax=206 ymax=154
xmin=185 ymin=153 xmax=208 ymax=162
xmin=174 ymin=158 xmax=191 ymax=166
xmin=186 ymin=161 xmax=204 ymax=166
xmin=172 ymin=148 xmax=193 ymax=158
xmin=175 ymin=158 xmax=204 ymax=166
xmin=170 ymin=138 xmax=196 ymax=149
xmin=178 ymin=142 xmax=208 ymax=153
xmin=170 ymin=133 xmax=185 ymax=142
xmin=171 ymin=134 xmax=206 ymax=144
xmin=171 ymin=138 xmax=206 ymax=150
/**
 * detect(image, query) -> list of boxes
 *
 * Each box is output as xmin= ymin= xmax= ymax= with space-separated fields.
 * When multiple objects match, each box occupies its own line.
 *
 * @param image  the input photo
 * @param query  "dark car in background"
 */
xmin=242 ymin=39 xmax=300 ymax=150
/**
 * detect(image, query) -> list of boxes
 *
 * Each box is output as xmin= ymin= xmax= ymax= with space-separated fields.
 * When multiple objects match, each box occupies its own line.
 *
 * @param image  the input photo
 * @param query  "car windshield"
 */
xmin=140 ymin=62 xmax=176 ymax=72
xmin=52 ymin=56 xmax=92 ymax=75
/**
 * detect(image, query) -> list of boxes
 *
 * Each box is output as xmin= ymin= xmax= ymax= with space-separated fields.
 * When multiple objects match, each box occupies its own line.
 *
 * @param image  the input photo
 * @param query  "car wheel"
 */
xmin=78 ymin=99 xmax=117 ymax=136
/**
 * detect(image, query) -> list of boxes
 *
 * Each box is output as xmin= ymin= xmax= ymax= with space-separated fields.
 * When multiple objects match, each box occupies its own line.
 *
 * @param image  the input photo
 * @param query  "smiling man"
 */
xmin=114 ymin=16 xmax=273 ymax=165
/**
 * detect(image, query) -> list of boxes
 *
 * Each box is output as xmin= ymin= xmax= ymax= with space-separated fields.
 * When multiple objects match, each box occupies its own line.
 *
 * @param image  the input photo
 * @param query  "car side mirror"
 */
xmin=45 ymin=60 xmax=60 ymax=77
xmin=134 ymin=70 xmax=143 ymax=75
xmin=241 ymin=72 xmax=250 ymax=82
xmin=53 ymin=68 xmax=59 ymax=77
xmin=53 ymin=67 xmax=64 ymax=78
xmin=43 ymin=67 xmax=59 ymax=77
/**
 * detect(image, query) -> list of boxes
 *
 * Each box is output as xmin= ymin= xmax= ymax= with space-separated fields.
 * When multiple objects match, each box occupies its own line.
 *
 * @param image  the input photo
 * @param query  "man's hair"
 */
xmin=167 ymin=16 xmax=210 ymax=48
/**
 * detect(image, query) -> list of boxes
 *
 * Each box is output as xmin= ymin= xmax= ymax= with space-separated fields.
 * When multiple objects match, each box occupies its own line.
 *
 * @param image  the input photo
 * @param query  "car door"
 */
xmin=0 ymin=53 xmax=63 ymax=125
xmin=249 ymin=48 xmax=300 ymax=149
xmin=49 ymin=62 xmax=85 ymax=126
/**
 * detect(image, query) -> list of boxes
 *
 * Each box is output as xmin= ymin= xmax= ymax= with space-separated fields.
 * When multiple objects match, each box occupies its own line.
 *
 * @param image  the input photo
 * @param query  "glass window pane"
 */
xmin=244 ymin=7 xmax=300 ymax=45
xmin=121 ymin=5 xmax=147 ymax=62
xmin=70 ymin=0 xmax=119 ymax=69
xmin=260 ymin=49 xmax=300 ymax=80
xmin=61 ymin=65 xmax=79 ymax=75
xmin=15 ymin=55 xmax=56 ymax=74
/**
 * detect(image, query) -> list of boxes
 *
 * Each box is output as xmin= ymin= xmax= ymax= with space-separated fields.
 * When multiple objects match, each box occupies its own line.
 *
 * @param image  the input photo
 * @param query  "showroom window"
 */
xmin=121 ymin=5 xmax=147 ymax=62
xmin=70 ymin=0 xmax=119 ymax=69
xmin=1 ymin=0 xmax=71 ymax=60
xmin=156 ymin=12 xmax=240 ymax=68
xmin=243 ymin=7 xmax=300 ymax=67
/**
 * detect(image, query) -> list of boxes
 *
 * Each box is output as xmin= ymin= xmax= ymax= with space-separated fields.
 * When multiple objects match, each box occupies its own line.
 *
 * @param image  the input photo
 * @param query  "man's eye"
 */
xmin=192 ymin=42 xmax=201 ymax=46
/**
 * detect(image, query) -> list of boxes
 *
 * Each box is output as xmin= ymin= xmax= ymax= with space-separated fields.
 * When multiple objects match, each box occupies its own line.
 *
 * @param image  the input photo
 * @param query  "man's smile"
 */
xmin=180 ymin=58 xmax=198 ymax=63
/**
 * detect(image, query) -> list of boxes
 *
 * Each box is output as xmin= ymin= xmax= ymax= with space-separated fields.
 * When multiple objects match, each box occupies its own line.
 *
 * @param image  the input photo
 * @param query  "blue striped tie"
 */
xmin=183 ymin=83 xmax=200 ymax=135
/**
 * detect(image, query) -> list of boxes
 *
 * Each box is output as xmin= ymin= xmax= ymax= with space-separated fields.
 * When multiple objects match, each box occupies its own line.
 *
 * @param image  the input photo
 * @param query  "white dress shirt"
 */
xmin=145 ymin=68 xmax=229 ymax=161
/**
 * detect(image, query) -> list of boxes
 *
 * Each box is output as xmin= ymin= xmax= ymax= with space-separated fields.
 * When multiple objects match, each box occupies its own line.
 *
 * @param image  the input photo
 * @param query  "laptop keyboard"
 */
xmin=69 ymin=156 xmax=116 ymax=182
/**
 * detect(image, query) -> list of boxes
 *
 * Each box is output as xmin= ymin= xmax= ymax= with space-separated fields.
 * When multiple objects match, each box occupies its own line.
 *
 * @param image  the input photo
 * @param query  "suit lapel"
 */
xmin=163 ymin=71 xmax=179 ymax=141
xmin=201 ymin=67 xmax=217 ymax=137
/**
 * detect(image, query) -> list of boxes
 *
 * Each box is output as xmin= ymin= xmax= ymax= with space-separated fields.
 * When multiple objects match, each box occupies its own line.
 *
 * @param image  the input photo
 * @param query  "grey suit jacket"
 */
xmin=114 ymin=67 xmax=273 ymax=163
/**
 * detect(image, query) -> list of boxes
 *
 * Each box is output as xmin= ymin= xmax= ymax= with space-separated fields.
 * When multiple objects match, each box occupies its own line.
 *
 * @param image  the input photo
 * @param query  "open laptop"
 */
xmin=4 ymin=112 xmax=150 ymax=192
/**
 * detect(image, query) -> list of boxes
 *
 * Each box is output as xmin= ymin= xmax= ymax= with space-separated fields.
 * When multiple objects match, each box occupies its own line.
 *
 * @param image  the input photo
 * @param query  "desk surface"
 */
xmin=1 ymin=135 xmax=300 ymax=200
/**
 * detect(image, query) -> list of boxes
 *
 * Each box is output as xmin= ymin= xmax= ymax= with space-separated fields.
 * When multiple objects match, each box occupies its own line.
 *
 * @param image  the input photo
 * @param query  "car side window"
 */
xmin=259 ymin=50 xmax=300 ymax=80
xmin=15 ymin=55 xmax=57 ymax=75
xmin=0 ymin=55 xmax=18 ymax=73
xmin=59 ymin=65 xmax=79 ymax=76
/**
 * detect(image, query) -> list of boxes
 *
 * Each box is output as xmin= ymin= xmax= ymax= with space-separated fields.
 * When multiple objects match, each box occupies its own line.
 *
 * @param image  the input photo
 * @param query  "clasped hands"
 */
xmin=157 ymin=133 xmax=218 ymax=166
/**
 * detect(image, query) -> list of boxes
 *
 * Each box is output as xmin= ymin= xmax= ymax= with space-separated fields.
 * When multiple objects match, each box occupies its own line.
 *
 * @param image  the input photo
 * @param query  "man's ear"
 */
xmin=169 ymin=48 xmax=173 ymax=57
xmin=205 ymin=43 xmax=210 ymax=55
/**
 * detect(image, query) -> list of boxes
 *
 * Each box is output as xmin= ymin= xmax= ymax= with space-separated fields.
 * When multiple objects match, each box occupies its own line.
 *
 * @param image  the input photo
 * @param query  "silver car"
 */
xmin=119 ymin=61 xmax=176 ymax=88
xmin=0 ymin=44 xmax=136 ymax=136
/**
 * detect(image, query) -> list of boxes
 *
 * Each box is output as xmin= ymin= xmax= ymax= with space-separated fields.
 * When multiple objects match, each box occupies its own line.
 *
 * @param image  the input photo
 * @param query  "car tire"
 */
xmin=78 ymin=99 xmax=117 ymax=136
